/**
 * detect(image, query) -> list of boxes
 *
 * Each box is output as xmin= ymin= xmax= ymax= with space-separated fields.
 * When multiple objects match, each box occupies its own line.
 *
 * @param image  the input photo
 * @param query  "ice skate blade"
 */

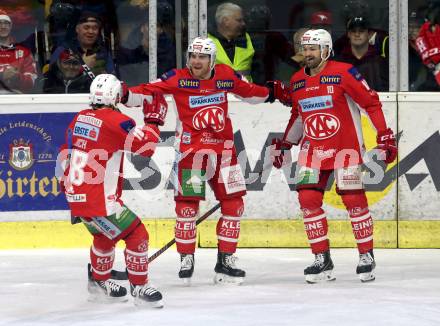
xmin=133 ymin=297 xmax=164 ymax=308
xmin=87 ymin=292 xmax=128 ymax=303
xmin=214 ymin=273 xmax=244 ymax=285
xmin=305 ymin=270 xmax=336 ymax=284
xmin=359 ymin=272 xmax=375 ymax=283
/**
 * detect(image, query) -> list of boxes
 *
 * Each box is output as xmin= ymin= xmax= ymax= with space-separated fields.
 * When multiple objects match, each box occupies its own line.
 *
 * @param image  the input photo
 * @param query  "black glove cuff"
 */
xmin=265 ymin=82 xmax=275 ymax=103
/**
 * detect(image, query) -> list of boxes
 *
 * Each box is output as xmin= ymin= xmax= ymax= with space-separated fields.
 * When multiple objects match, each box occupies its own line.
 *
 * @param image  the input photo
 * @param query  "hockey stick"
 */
xmin=108 ymin=200 xmax=221 ymax=279
xmin=110 ymin=160 xmax=274 ymax=278
xmin=147 ymin=161 xmax=274 ymax=263
xmin=148 ymin=202 xmax=221 ymax=263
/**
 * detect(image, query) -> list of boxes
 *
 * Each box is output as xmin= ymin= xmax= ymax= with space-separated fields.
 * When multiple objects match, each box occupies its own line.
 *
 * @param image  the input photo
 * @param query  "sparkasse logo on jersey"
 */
xmin=189 ymin=93 xmax=226 ymax=108
xmin=299 ymin=95 xmax=333 ymax=112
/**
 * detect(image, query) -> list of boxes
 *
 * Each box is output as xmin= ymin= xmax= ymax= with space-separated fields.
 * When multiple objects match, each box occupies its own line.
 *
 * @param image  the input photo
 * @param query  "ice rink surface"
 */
xmin=0 ymin=248 xmax=439 ymax=326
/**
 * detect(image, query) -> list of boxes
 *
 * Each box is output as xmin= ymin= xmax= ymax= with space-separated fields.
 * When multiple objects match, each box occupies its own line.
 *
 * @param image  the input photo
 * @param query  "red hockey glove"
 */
xmin=271 ymin=138 xmax=293 ymax=169
xmin=143 ymin=91 xmax=168 ymax=126
xmin=416 ymin=22 xmax=440 ymax=67
xmin=266 ymin=80 xmax=292 ymax=107
xmin=376 ymin=128 xmax=397 ymax=164
xmin=120 ymin=81 xmax=129 ymax=104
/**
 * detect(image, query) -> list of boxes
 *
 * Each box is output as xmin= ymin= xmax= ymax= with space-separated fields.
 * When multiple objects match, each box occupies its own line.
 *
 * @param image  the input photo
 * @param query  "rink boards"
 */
xmin=0 ymin=93 xmax=439 ymax=248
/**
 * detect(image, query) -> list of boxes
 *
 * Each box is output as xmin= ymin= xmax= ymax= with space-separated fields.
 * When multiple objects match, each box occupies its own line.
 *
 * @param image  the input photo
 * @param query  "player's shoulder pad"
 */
xmin=291 ymin=68 xmax=304 ymax=81
xmin=119 ymin=119 xmax=136 ymax=134
xmin=216 ymin=63 xmax=237 ymax=77
xmin=160 ymin=69 xmax=177 ymax=81
xmin=234 ymin=71 xmax=244 ymax=80
xmin=347 ymin=65 xmax=364 ymax=81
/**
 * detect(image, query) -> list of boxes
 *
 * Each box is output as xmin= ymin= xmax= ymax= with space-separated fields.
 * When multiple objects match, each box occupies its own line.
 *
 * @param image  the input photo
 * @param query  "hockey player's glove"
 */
xmin=143 ymin=91 xmax=168 ymax=126
xmin=271 ymin=138 xmax=293 ymax=169
xmin=266 ymin=80 xmax=292 ymax=107
xmin=376 ymin=128 xmax=397 ymax=164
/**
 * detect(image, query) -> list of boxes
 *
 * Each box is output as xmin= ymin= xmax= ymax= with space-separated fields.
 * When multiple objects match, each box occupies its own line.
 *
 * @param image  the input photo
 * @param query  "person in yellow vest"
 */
xmin=208 ymin=2 xmax=254 ymax=82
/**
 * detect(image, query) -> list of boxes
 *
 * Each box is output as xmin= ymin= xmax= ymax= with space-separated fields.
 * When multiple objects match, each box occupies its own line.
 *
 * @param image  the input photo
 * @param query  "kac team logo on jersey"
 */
xmin=9 ymin=138 xmax=34 ymax=170
xmin=299 ymin=95 xmax=333 ymax=112
xmin=303 ymin=113 xmax=340 ymax=140
xmin=189 ymin=93 xmax=226 ymax=108
xmin=192 ymin=106 xmax=225 ymax=132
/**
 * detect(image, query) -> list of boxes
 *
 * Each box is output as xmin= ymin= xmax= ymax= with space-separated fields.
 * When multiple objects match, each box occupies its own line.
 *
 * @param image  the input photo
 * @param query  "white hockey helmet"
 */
xmin=90 ymin=74 xmax=122 ymax=108
xmin=301 ymin=29 xmax=333 ymax=60
xmin=187 ymin=37 xmax=217 ymax=70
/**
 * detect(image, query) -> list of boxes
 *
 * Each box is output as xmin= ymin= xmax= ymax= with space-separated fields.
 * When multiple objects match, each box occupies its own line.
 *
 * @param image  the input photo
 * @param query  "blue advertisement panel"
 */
xmin=0 ymin=113 xmax=75 ymax=211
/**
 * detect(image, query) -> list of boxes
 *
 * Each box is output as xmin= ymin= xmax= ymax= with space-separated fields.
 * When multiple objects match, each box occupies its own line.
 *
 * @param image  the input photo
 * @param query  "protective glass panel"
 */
xmin=0 ymin=1 xmax=185 ymax=94
xmin=206 ymin=0 xmax=389 ymax=91
xmin=408 ymin=0 xmax=439 ymax=91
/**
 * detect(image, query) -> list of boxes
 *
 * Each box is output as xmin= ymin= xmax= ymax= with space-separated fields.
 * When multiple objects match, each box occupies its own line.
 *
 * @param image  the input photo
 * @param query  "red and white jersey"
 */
xmin=127 ymin=64 xmax=269 ymax=154
xmin=59 ymin=108 xmax=159 ymax=217
xmin=0 ymin=43 xmax=37 ymax=93
xmin=284 ymin=60 xmax=388 ymax=170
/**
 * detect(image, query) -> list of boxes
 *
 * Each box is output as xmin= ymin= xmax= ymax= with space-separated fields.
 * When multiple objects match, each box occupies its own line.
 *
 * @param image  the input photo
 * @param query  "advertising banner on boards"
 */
xmin=0 ymin=113 xmax=74 ymax=211
xmin=0 ymin=94 xmax=439 ymax=223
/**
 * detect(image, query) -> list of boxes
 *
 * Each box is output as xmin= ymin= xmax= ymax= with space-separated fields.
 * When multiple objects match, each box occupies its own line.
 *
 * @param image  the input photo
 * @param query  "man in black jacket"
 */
xmin=38 ymin=49 xmax=90 ymax=93
xmin=335 ymin=16 xmax=389 ymax=91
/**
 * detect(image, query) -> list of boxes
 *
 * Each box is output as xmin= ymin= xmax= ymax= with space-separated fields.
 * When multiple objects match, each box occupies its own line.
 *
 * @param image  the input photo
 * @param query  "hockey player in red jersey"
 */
xmin=415 ymin=1 xmax=440 ymax=86
xmin=122 ymin=37 xmax=276 ymax=285
xmin=270 ymin=29 xmax=397 ymax=283
xmin=58 ymin=74 xmax=167 ymax=307
xmin=0 ymin=10 xmax=37 ymax=93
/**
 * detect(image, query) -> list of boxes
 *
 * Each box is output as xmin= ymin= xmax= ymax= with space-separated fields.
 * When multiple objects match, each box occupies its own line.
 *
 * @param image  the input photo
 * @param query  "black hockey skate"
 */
xmin=214 ymin=252 xmax=246 ymax=285
xmin=178 ymin=253 xmax=194 ymax=285
xmin=356 ymin=249 xmax=376 ymax=282
xmin=130 ymin=283 xmax=164 ymax=308
xmin=304 ymin=251 xmax=336 ymax=284
xmin=87 ymin=265 xmax=128 ymax=302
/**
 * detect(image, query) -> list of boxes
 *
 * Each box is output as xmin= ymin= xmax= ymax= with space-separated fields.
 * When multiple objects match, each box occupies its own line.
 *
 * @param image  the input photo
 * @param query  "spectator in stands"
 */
xmin=245 ymin=4 xmax=296 ymax=85
xmin=38 ymin=48 xmax=90 ymax=93
xmin=47 ymin=2 xmax=79 ymax=53
xmin=334 ymin=0 xmax=389 ymax=59
xmin=208 ymin=2 xmax=255 ymax=81
xmin=310 ymin=11 xmax=333 ymax=33
xmin=0 ymin=9 xmax=37 ymax=94
xmin=116 ymin=4 xmax=176 ymax=85
xmin=50 ymin=11 xmax=115 ymax=78
xmin=414 ymin=1 xmax=440 ymax=90
xmin=336 ymin=16 xmax=389 ymax=91
xmin=408 ymin=10 xmax=437 ymax=91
